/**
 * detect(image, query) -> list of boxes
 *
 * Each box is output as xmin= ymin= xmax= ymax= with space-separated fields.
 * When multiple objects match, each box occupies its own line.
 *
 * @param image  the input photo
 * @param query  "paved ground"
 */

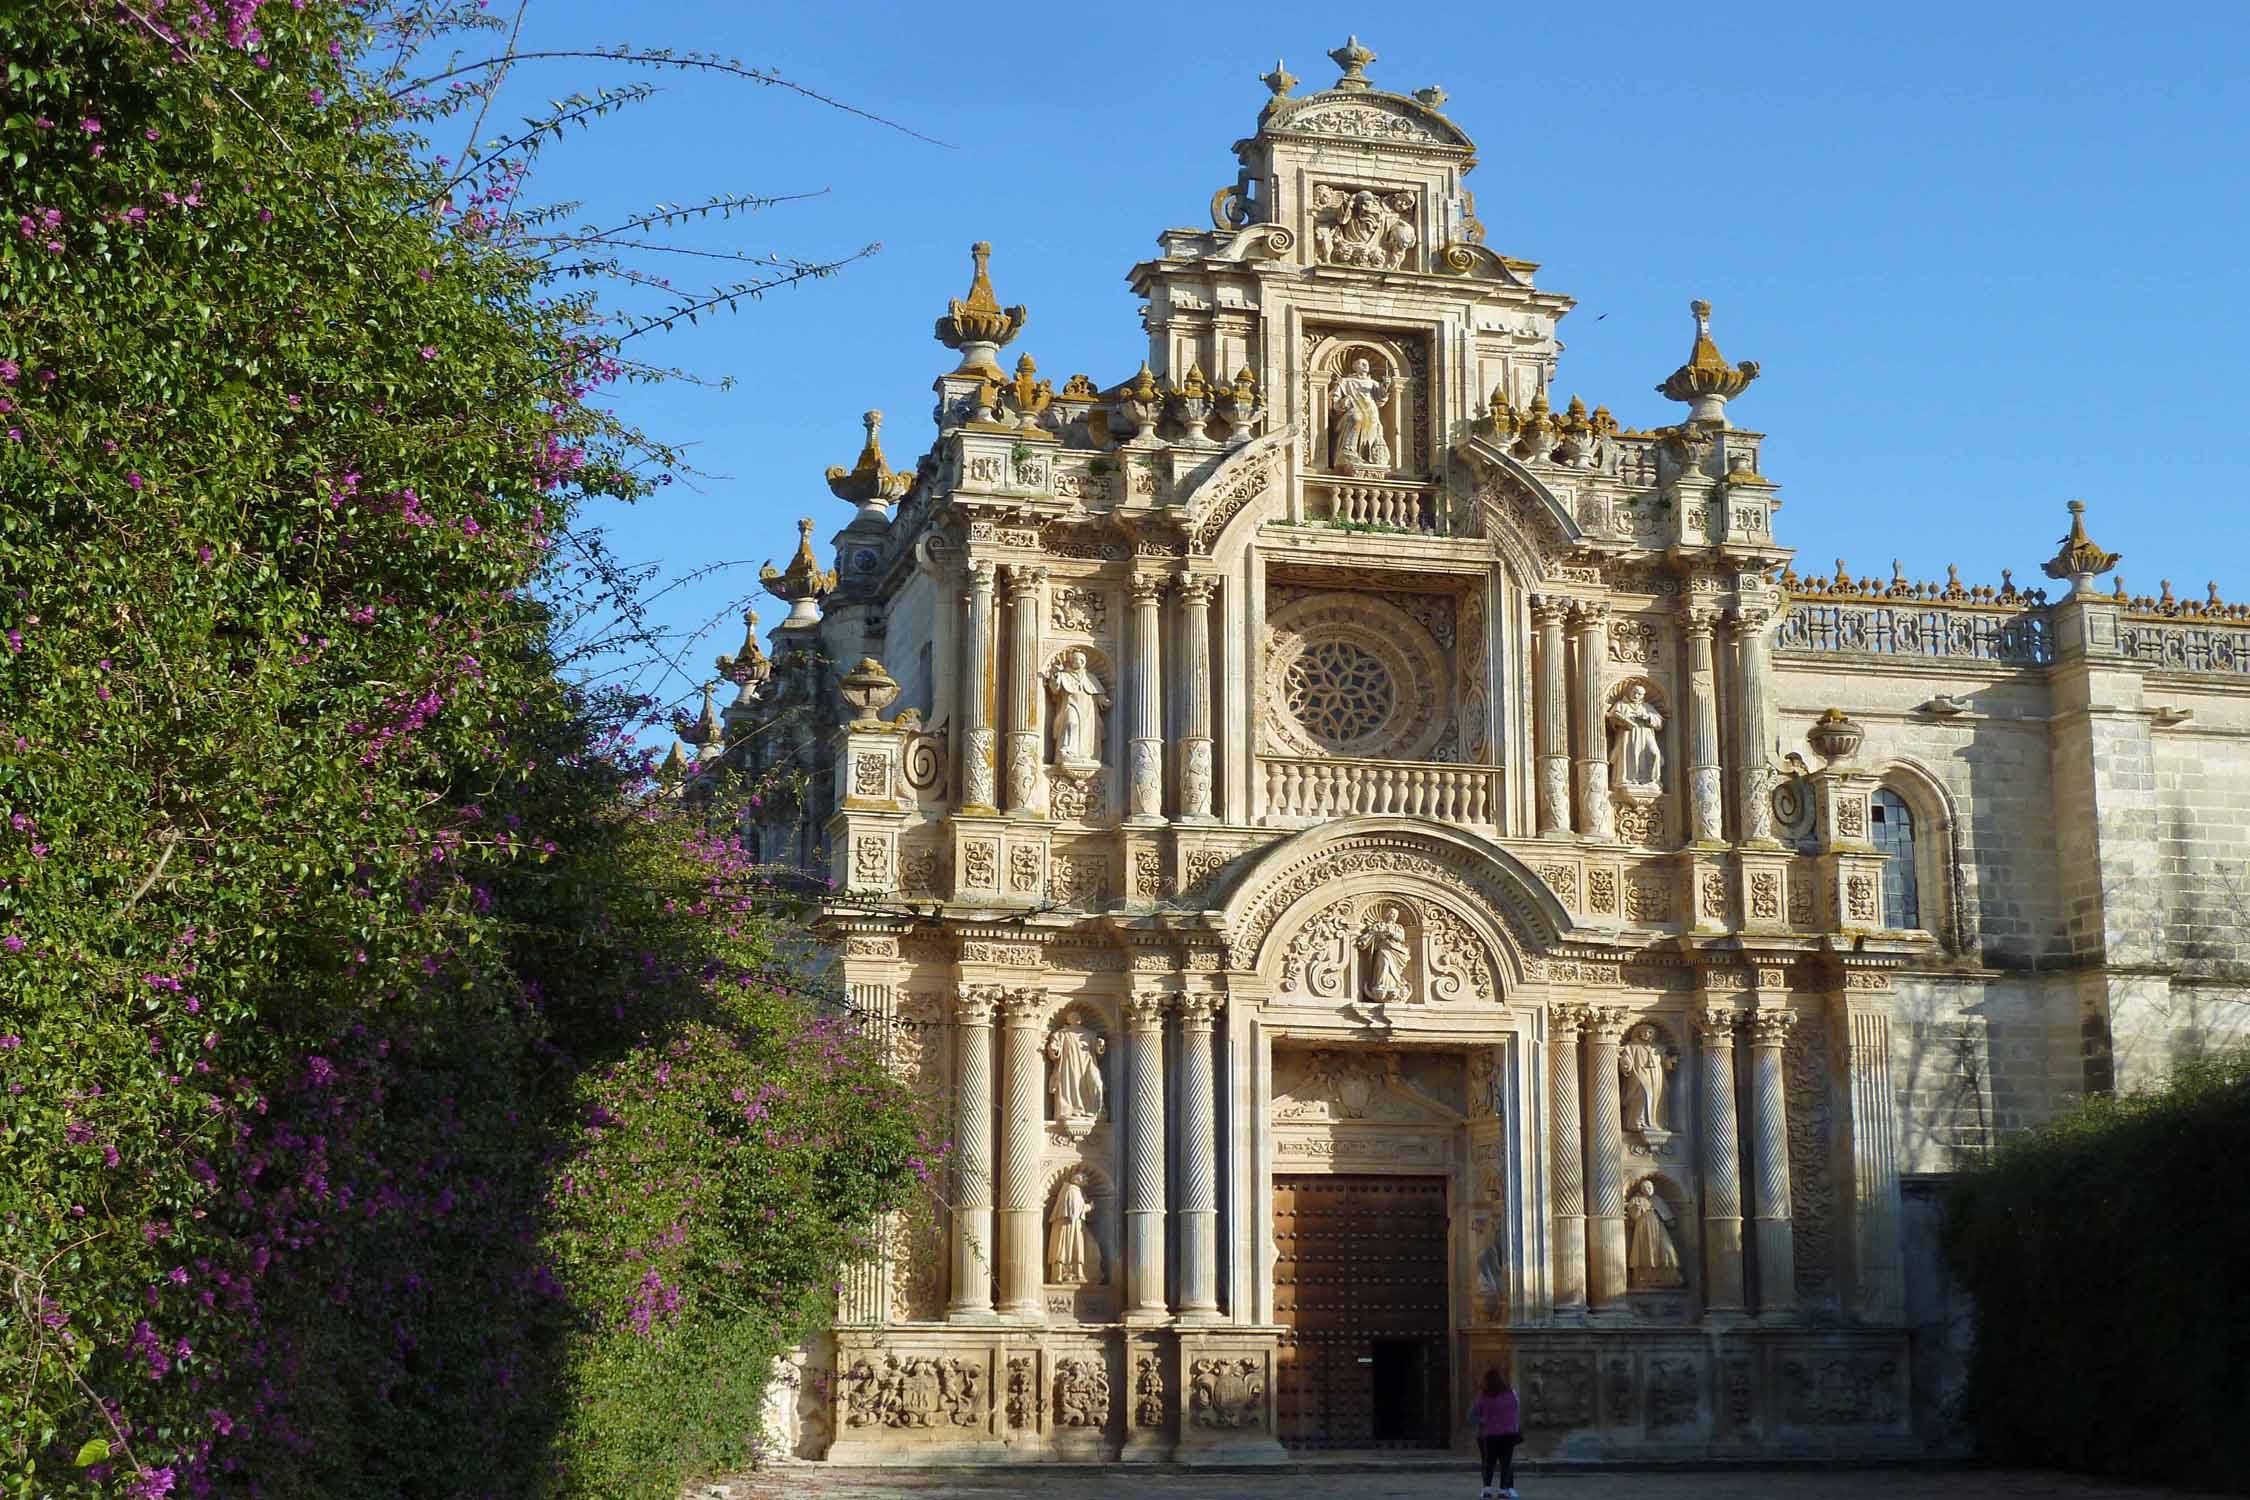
xmin=714 ymin=1467 xmax=2223 ymax=1500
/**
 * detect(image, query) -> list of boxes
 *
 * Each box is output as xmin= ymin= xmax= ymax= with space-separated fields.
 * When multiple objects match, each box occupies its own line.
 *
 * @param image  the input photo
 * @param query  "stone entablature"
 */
xmin=697 ymin=32 xmax=2250 ymax=1470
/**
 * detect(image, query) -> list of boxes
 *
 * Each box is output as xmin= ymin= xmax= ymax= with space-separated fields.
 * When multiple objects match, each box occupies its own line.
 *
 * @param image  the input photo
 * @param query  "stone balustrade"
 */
xmin=1259 ymin=756 xmax=1499 ymax=825
xmin=1304 ymin=475 xmax=1440 ymax=533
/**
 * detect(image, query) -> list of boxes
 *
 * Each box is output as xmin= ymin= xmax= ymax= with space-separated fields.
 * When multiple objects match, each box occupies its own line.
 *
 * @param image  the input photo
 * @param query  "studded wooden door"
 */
xmin=1274 ymin=1173 xmax=1451 ymax=1449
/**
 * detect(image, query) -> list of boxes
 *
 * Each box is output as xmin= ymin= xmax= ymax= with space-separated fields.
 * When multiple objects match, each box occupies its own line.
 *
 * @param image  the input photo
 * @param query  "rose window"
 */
xmin=1284 ymin=640 xmax=1397 ymax=750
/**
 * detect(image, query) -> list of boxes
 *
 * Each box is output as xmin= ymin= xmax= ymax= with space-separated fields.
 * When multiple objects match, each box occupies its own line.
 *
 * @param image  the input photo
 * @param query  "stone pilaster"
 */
xmin=1176 ymin=576 xmax=1217 ymax=822
xmin=995 ymin=986 xmax=1046 ymax=1319
xmin=1548 ymin=1004 xmax=1588 ymax=1312
xmin=1747 ymin=1007 xmax=1798 ymax=1315
xmin=1001 ymin=565 xmax=1046 ymax=815
xmin=1533 ymin=595 xmax=1573 ymax=836
xmin=1680 ymin=603 xmax=1725 ymax=844
xmin=961 ymin=561 xmax=998 ymax=812
xmin=1175 ymin=991 xmax=1222 ymax=1320
xmin=1695 ymin=1004 xmax=1747 ymax=1314
xmin=1125 ymin=575 xmax=1166 ymax=824
xmin=1732 ymin=601 xmax=1779 ymax=843
xmin=1837 ymin=987 xmax=1905 ymax=1323
xmin=1571 ymin=602 xmax=1613 ymax=839
xmin=1123 ymin=990 xmax=1170 ymax=1322
xmin=1583 ymin=1004 xmax=1629 ymax=1308
xmin=948 ymin=986 xmax=997 ymax=1320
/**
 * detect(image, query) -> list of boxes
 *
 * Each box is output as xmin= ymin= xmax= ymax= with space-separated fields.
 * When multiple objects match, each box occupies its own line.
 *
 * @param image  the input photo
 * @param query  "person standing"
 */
xmin=1468 ymin=1365 xmax=1522 ymax=1498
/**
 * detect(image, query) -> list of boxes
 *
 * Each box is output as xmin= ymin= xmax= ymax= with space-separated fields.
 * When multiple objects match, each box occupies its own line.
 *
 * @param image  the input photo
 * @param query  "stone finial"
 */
xmin=825 ymin=410 xmax=910 ymax=521
xmin=1261 ymin=58 xmax=1298 ymax=97
xmin=676 ymin=680 xmax=724 ymax=761
xmin=934 ymin=241 xmax=1027 ymax=376
xmin=1657 ymin=298 xmax=1760 ymax=425
xmin=1807 ymin=708 xmax=1865 ymax=765
xmin=715 ymin=607 xmax=769 ymax=698
xmin=1328 ymin=34 xmax=1377 ymax=90
xmin=1414 ymin=84 xmax=1448 ymax=110
xmin=1004 ymin=354 xmax=1053 ymax=432
xmin=760 ymin=517 xmax=838 ymax=625
xmin=838 ymin=657 xmax=901 ymax=726
xmin=658 ymin=738 xmax=690 ymax=782
xmin=2039 ymin=500 xmax=2122 ymax=597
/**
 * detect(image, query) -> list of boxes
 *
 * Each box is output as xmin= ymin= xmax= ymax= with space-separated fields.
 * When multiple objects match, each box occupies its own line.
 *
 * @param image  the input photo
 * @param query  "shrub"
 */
xmin=1942 ymin=1048 xmax=2250 ymax=1491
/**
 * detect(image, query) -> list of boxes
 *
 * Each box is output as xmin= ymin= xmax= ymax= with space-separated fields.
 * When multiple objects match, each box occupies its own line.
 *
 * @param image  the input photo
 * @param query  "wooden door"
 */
xmin=1274 ymin=1173 xmax=1450 ymax=1449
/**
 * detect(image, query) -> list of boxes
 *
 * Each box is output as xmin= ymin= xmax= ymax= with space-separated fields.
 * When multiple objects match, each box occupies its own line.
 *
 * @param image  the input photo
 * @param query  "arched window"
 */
xmin=1871 ymin=789 xmax=1919 ymax=929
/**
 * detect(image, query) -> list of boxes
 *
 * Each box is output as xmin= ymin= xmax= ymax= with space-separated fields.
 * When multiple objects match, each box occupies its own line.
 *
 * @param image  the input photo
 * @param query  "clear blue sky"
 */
xmin=495 ymin=2 xmax=2250 ymax=719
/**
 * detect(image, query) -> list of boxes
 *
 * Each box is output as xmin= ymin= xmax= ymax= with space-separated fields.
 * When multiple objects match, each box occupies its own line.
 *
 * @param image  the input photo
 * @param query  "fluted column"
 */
xmin=996 ymin=986 xmax=1046 ymax=1318
xmin=1124 ymin=992 xmax=1170 ymax=1320
xmin=1747 ymin=1008 xmax=1798 ymax=1314
xmin=1001 ymin=565 xmax=1046 ymax=814
xmin=1695 ymin=1006 xmax=1747 ymax=1313
xmin=1533 ymin=596 xmax=1573 ymax=836
xmin=1176 ymin=576 xmax=1217 ymax=821
xmin=1583 ymin=1005 xmax=1629 ymax=1307
xmin=1681 ymin=604 xmax=1725 ymax=844
xmin=1842 ymin=1000 xmax=1905 ymax=1323
xmin=948 ymin=987 xmax=997 ymax=1319
xmin=1570 ymin=603 xmax=1613 ymax=840
xmin=961 ymin=562 xmax=998 ymax=812
xmin=1126 ymin=575 xmax=1166 ymax=823
xmin=1175 ymin=991 xmax=1221 ymax=1318
xmin=1733 ymin=601 xmax=1779 ymax=843
xmin=1548 ymin=1004 xmax=1588 ymax=1312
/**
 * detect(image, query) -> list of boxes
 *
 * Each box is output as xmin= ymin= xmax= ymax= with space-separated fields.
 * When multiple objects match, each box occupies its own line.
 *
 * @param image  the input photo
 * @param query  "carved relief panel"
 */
xmin=1274 ymin=893 xmax=1497 ymax=1010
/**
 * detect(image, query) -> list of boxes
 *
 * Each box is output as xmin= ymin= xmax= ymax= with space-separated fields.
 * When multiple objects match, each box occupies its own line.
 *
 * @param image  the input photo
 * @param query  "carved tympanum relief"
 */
xmin=1270 ymin=1048 xmax=1466 ymax=1125
xmin=1274 ymin=893 xmax=1496 ymax=1009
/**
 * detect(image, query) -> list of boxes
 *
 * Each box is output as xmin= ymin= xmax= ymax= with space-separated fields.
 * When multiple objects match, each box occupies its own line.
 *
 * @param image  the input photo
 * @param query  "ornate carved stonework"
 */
xmin=842 ymin=1355 xmax=986 ymax=1430
xmin=1053 ymin=1357 xmax=1110 ymax=1428
xmin=1133 ymin=1355 xmax=1165 ymax=1428
xmin=1188 ymin=1358 xmax=1266 ymax=1429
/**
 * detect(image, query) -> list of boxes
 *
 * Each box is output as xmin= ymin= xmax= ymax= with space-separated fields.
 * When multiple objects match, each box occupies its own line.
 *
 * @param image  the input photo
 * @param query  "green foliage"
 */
xmin=0 ymin=4 xmax=923 ymax=1496
xmin=1942 ymin=1048 xmax=2250 ymax=1491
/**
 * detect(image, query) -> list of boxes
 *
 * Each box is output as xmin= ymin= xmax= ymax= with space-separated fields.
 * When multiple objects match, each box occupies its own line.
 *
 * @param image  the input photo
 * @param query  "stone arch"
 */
xmin=1871 ymin=755 xmax=1966 ymax=951
xmin=1457 ymin=440 xmax=1583 ymax=587
xmin=1215 ymin=817 xmax=1570 ymax=987
xmin=1184 ymin=427 xmax=1292 ymax=558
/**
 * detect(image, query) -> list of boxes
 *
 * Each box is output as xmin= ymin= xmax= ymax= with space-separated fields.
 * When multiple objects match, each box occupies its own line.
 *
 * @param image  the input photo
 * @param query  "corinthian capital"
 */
xmin=1531 ymin=594 xmax=1574 ymax=629
xmin=1000 ymin=563 xmax=1048 ymax=598
xmin=1570 ymin=600 xmax=1610 ymax=631
xmin=1747 ymin=1008 xmax=1798 ymax=1046
xmin=1172 ymin=990 xmax=1222 ymax=1028
xmin=954 ymin=986 xmax=1002 ymax=1026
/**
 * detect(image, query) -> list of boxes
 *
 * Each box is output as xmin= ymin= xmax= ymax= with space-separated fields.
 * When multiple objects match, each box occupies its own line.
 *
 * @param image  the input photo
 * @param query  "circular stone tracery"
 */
xmin=1261 ymin=593 xmax=1448 ymax=761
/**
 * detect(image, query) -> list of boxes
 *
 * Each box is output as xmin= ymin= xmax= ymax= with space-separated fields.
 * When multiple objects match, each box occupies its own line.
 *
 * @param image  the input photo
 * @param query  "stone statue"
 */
xmin=1327 ymin=355 xmax=1393 ymax=473
xmin=1046 ymin=1020 xmax=1107 ymax=1123
xmin=1608 ymin=683 xmax=1665 ymax=793
xmin=1312 ymin=186 xmax=1417 ymax=271
xmin=1355 ymin=902 xmax=1412 ymax=1004
xmin=1047 ymin=1179 xmax=1099 ymax=1285
xmin=1625 ymin=1180 xmax=1685 ymax=1289
xmin=1044 ymin=649 xmax=1109 ymax=768
xmin=1618 ymin=1023 xmax=1676 ymax=1134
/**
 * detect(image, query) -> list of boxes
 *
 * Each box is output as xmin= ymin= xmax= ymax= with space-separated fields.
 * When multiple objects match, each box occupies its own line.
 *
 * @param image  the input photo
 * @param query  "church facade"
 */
xmin=695 ymin=38 xmax=2250 ymax=1465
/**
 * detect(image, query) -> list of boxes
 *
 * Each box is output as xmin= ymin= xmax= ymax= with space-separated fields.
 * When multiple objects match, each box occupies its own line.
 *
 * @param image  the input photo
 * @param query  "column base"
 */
xmin=945 ymin=1307 xmax=998 ymax=1324
xmin=1122 ymin=1308 xmax=1174 ymax=1327
xmin=1173 ymin=1306 xmax=1223 ymax=1325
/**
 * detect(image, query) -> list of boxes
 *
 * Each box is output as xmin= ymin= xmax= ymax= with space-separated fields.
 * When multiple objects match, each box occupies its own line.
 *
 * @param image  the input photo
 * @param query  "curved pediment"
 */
xmin=1215 ymin=817 xmax=1572 ymax=981
xmin=1264 ymin=89 xmax=1475 ymax=154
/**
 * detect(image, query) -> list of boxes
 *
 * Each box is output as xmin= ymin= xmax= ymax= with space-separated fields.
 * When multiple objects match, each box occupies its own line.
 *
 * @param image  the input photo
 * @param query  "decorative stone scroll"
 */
xmin=1053 ymin=1357 xmax=1110 ymax=1428
xmin=840 ymin=1354 xmax=985 ymax=1430
xmin=1188 ymin=1357 xmax=1266 ymax=1429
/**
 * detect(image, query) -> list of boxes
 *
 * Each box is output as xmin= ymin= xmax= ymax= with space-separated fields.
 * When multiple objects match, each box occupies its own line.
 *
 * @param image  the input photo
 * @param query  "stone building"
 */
xmin=696 ymin=37 xmax=2250 ymax=1465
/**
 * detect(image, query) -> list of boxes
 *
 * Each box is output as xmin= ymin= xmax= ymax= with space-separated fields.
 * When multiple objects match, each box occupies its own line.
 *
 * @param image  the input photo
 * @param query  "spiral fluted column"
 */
xmin=1571 ymin=603 xmax=1613 ymax=840
xmin=1696 ymin=1006 xmax=1747 ymax=1313
xmin=1126 ymin=575 xmax=1166 ymax=823
xmin=1681 ymin=604 xmax=1725 ymax=844
xmin=995 ymin=987 xmax=1047 ymax=1318
xmin=1176 ymin=577 xmax=1217 ymax=822
xmin=1124 ymin=991 xmax=1170 ymax=1320
xmin=1533 ymin=596 xmax=1573 ymax=836
xmin=1175 ymin=992 xmax=1221 ymax=1319
xmin=947 ymin=987 xmax=997 ymax=1319
xmin=1748 ymin=1008 xmax=1798 ymax=1314
xmin=961 ymin=562 xmax=998 ymax=812
xmin=1548 ymin=1005 xmax=1589 ymax=1312
xmin=1584 ymin=1005 xmax=1629 ymax=1307
xmin=1001 ymin=566 xmax=1046 ymax=815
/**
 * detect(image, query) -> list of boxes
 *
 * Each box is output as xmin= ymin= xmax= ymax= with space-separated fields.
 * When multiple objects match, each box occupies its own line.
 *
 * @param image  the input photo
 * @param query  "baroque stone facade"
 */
xmin=698 ymin=36 xmax=2250 ymax=1467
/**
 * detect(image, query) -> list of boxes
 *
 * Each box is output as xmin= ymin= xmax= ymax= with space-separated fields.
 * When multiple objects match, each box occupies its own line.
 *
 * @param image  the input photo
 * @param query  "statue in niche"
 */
xmin=1618 ymin=1022 xmax=1677 ymax=1136
xmin=1044 ymin=649 xmax=1110 ymax=769
xmin=1608 ymin=682 xmax=1666 ymax=797
xmin=1047 ymin=1178 xmax=1100 ymax=1285
xmin=1625 ymin=1180 xmax=1686 ymax=1289
xmin=1327 ymin=355 xmax=1394 ymax=474
xmin=1046 ymin=1011 xmax=1107 ymax=1131
xmin=1355 ymin=902 xmax=1413 ymax=1004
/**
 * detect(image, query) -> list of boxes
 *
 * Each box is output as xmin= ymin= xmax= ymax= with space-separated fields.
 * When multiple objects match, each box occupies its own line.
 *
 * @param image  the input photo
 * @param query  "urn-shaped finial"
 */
xmin=2040 ymin=500 xmax=2123 ymax=597
xmin=1807 ymin=708 xmax=1866 ymax=766
xmin=934 ymin=241 xmax=1027 ymax=377
xmin=1657 ymin=298 xmax=1760 ymax=425
xmin=825 ymin=410 xmax=910 ymax=522
xmin=837 ymin=657 xmax=901 ymax=726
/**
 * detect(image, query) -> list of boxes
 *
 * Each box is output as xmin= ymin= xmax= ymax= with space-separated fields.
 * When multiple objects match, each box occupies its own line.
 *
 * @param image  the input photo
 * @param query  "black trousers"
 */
xmin=1478 ymin=1432 xmax=1519 ymax=1487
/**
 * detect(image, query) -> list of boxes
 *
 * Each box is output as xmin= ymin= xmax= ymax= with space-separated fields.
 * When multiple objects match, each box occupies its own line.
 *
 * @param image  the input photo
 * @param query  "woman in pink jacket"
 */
xmin=1467 ymin=1366 xmax=1522 ymax=1498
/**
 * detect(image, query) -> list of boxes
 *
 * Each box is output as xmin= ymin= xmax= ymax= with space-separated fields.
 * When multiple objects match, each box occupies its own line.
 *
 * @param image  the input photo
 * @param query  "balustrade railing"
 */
xmin=1260 ymin=756 xmax=1500 ymax=825
xmin=1304 ymin=476 xmax=1442 ymax=534
xmin=1775 ymin=601 xmax=2052 ymax=667
xmin=2119 ymin=618 xmax=2250 ymax=674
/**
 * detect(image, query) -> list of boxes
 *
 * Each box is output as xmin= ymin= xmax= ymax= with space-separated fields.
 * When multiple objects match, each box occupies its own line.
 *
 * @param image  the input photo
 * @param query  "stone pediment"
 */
xmin=1264 ymin=91 xmax=1473 ymax=154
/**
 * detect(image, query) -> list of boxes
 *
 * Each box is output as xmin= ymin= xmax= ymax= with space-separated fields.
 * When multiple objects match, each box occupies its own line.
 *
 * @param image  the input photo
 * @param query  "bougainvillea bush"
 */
xmin=0 ymin=5 xmax=922 ymax=1495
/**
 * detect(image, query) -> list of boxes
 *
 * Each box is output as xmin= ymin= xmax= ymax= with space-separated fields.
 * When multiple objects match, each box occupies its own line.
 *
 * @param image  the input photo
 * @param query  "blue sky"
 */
xmin=491 ymin=2 xmax=2250 ymax=720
